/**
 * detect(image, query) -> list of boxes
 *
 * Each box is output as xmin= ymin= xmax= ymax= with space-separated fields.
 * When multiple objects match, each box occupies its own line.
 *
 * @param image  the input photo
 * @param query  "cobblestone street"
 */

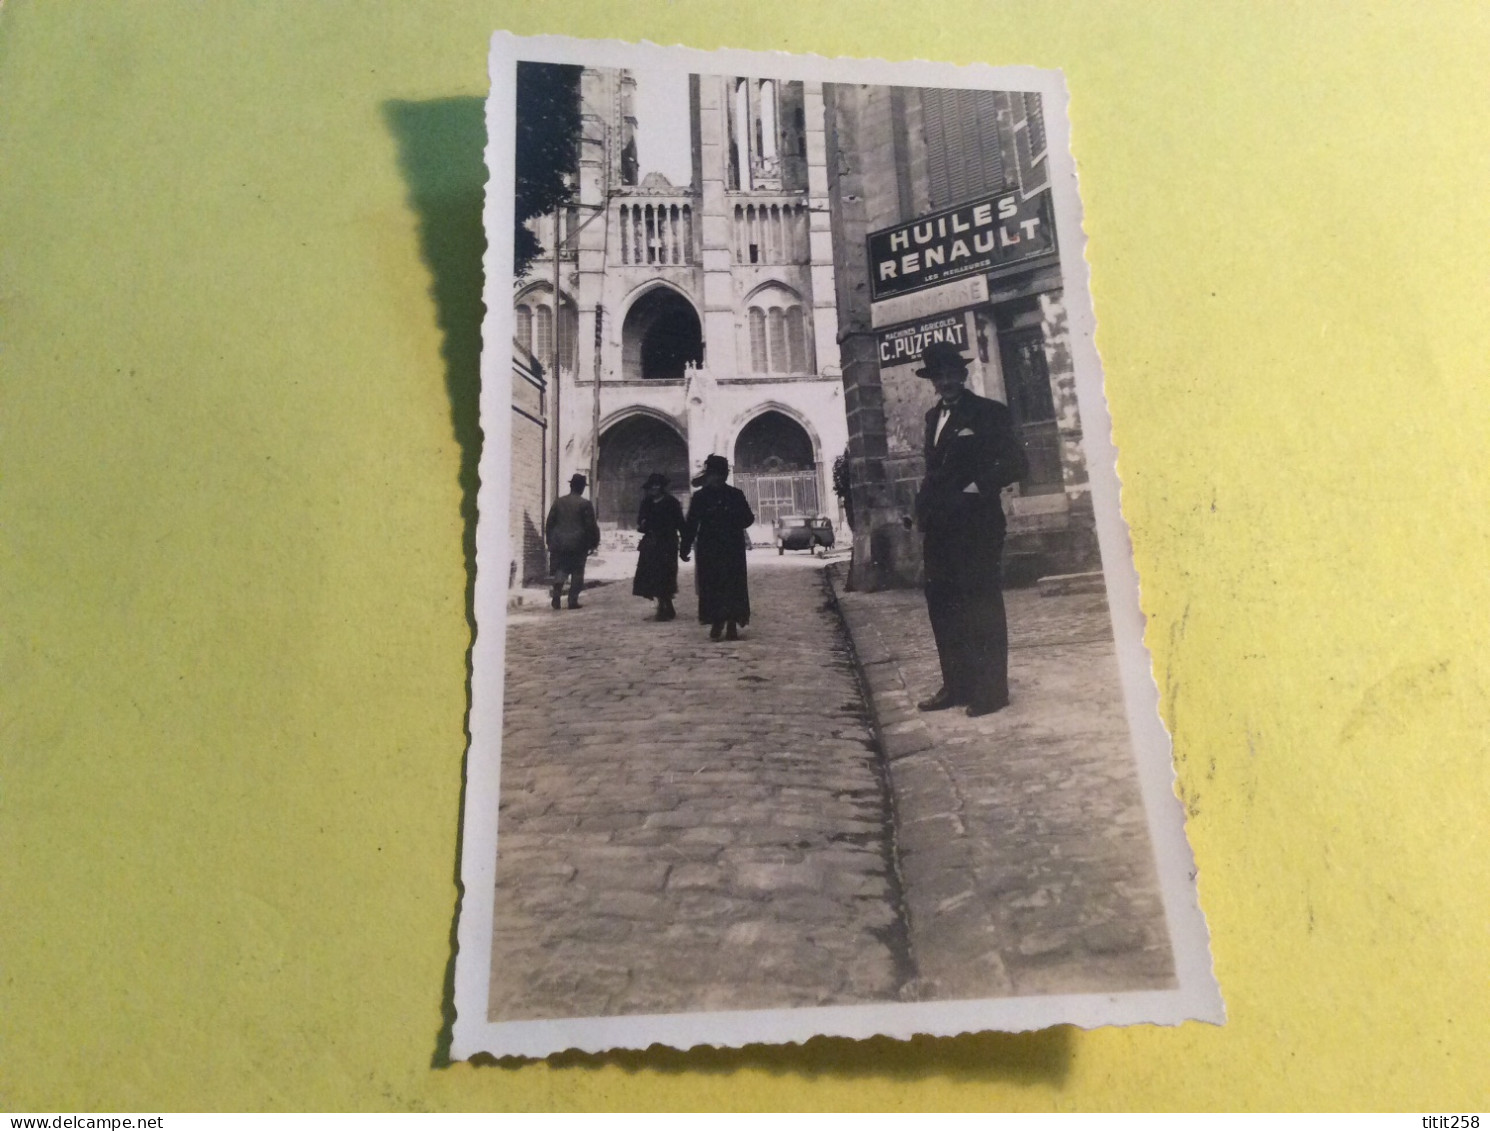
xmin=488 ymin=550 xmax=1175 ymax=1023
xmin=832 ymin=568 xmax=1176 ymax=1000
xmin=489 ymin=555 xmax=908 ymax=1020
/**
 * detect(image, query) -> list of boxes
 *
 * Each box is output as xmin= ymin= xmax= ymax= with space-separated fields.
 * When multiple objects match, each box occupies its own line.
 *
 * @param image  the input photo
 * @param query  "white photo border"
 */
xmin=452 ymin=31 xmax=1223 ymax=1060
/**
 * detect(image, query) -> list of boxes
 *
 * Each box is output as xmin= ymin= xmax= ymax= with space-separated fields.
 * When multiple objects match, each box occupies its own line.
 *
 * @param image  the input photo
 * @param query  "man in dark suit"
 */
xmin=913 ymin=341 xmax=1030 ymax=717
xmin=545 ymin=473 xmax=601 ymax=610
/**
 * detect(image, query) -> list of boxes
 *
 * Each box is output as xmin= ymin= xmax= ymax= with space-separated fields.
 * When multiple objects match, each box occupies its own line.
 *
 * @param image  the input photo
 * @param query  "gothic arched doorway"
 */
xmin=732 ymin=410 xmax=820 ymax=526
xmin=621 ymin=288 xmax=704 ymax=381
xmin=596 ymin=414 xmax=690 ymax=529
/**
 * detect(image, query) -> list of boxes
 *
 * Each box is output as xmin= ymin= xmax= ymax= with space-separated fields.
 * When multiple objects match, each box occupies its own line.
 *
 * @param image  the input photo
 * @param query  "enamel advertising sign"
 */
xmin=868 ymin=189 xmax=1055 ymax=302
xmin=877 ymin=311 xmax=972 ymax=366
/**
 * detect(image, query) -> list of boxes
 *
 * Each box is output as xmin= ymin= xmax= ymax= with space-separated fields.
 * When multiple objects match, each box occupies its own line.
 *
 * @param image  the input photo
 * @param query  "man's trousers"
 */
xmin=922 ymin=505 xmax=1010 ymax=709
xmin=549 ymin=548 xmax=588 ymax=607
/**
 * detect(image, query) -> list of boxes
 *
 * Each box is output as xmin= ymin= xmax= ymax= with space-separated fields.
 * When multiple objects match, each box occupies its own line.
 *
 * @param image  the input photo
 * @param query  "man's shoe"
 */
xmin=709 ymin=622 xmax=724 ymax=641
xmin=568 ymin=601 xmax=582 ymax=610
xmin=916 ymin=687 xmax=963 ymax=711
xmin=550 ymin=593 xmax=562 ymax=610
xmin=965 ymin=699 xmax=1009 ymax=718
xmin=725 ymin=622 xmax=740 ymax=640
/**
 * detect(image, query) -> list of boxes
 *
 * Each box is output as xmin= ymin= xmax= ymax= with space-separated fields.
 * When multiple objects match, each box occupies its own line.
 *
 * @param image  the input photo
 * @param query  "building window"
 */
xmin=767 ymin=309 xmax=787 ymax=374
xmin=749 ymin=308 xmax=768 ymax=372
xmin=745 ymin=287 xmax=813 ymax=374
xmin=758 ymin=80 xmax=778 ymax=168
xmin=515 ymin=305 xmax=533 ymax=354
xmin=786 ymin=307 xmax=807 ymax=372
xmin=1014 ymin=91 xmax=1049 ymax=195
xmin=534 ymin=306 xmax=553 ymax=366
xmin=919 ymin=87 xmax=1007 ymax=208
xmin=779 ymin=86 xmax=807 ymax=190
xmin=998 ymin=325 xmax=1063 ymax=495
xmin=732 ymin=79 xmax=750 ymax=190
xmin=517 ymin=294 xmax=577 ymax=372
xmin=727 ymin=77 xmax=803 ymax=191
xmin=1023 ymin=93 xmax=1046 ymax=158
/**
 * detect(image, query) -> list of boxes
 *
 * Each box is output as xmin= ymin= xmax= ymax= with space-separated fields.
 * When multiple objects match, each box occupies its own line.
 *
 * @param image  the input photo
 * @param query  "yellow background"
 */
xmin=3 ymin=0 xmax=1486 ymax=1111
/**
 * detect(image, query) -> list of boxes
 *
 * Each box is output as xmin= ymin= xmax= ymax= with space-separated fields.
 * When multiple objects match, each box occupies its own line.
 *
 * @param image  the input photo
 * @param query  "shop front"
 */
xmin=866 ymin=192 xmax=1097 ymax=580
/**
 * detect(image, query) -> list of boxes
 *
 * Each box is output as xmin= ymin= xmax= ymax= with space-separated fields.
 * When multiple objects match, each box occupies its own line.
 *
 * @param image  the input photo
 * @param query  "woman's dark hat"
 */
xmin=643 ymin=472 xmax=669 ymax=490
xmin=690 ymin=453 xmax=730 ymax=487
xmin=915 ymin=341 xmax=973 ymax=379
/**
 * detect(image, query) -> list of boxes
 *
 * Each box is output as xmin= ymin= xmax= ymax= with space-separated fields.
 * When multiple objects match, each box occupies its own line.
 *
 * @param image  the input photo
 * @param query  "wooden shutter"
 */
xmin=920 ymin=87 xmax=1006 ymax=207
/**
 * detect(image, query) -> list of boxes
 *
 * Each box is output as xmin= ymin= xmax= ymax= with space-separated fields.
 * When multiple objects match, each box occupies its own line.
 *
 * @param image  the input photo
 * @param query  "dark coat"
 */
xmin=632 ymin=492 xmax=685 ymax=598
xmin=680 ymin=483 xmax=754 ymax=625
xmin=916 ymin=389 xmax=1028 ymax=709
xmin=545 ymin=492 xmax=600 ymax=553
xmin=545 ymin=491 xmax=600 ymax=575
xmin=915 ymin=390 xmax=1028 ymax=533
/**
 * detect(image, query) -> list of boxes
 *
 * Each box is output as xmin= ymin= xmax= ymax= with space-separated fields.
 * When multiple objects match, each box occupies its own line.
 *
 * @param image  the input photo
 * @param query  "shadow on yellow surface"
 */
xmin=473 ymin=1027 xmax=1075 ymax=1085
xmin=384 ymin=95 xmax=486 ymax=1069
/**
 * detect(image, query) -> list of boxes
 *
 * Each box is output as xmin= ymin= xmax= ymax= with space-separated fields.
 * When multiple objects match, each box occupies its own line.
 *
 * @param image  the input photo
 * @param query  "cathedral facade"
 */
xmin=514 ymin=68 xmax=848 ymax=546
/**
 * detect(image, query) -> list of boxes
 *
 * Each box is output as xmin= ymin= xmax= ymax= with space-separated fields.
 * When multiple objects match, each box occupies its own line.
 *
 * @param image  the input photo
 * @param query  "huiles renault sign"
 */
xmin=868 ymin=189 xmax=1055 ymax=302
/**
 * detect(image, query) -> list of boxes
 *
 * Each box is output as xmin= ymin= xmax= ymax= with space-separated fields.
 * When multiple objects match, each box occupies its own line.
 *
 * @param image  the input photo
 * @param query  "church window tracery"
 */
xmin=745 ymin=285 xmax=813 ymax=374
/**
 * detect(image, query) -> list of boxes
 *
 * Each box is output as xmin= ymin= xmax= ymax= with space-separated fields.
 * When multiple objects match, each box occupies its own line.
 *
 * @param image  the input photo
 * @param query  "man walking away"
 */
xmin=545 ymin=472 xmax=601 ymax=610
xmin=912 ymin=342 xmax=1029 ymax=717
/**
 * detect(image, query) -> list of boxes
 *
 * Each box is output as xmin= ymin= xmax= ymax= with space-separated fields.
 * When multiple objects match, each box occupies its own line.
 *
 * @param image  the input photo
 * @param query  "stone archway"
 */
xmin=621 ymin=288 xmax=703 ymax=381
xmin=596 ymin=414 xmax=690 ymax=529
xmin=732 ymin=410 xmax=820 ymax=525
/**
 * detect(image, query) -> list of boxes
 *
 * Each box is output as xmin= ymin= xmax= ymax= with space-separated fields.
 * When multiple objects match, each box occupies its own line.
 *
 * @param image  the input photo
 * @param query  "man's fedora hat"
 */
xmin=690 ymin=453 xmax=730 ymax=488
xmin=569 ymin=472 xmax=588 ymax=488
xmin=915 ymin=341 xmax=973 ymax=378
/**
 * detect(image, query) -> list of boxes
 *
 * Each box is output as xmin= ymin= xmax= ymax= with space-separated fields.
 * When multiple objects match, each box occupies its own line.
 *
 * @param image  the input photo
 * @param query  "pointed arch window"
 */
xmin=758 ymin=81 xmax=778 ymax=165
xmin=767 ymin=309 xmax=787 ymax=374
xmin=748 ymin=308 xmax=768 ymax=372
xmin=517 ymin=291 xmax=578 ymax=373
xmin=744 ymin=286 xmax=813 ymax=375
xmin=727 ymin=76 xmax=798 ymax=191
xmin=733 ymin=79 xmax=751 ymax=190
xmin=515 ymin=305 xmax=533 ymax=354
xmin=786 ymin=307 xmax=807 ymax=373
xmin=534 ymin=306 xmax=554 ymax=366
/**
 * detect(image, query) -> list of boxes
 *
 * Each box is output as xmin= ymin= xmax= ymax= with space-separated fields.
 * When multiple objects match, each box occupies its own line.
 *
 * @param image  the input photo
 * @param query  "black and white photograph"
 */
xmin=453 ymin=34 xmax=1222 ymax=1058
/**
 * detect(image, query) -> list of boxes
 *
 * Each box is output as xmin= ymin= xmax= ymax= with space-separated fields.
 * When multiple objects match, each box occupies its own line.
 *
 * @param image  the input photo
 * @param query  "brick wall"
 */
xmin=511 ymin=346 xmax=548 ymax=587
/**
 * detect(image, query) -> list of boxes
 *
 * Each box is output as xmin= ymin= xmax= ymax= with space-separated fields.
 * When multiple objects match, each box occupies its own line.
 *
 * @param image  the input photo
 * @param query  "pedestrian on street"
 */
xmin=679 ymin=453 xmax=754 ymax=641
xmin=632 ymin=472 xmax=684 ymax=621
xmin=545 ymin=472 xmax=600 ymax=610
xmin=912 ymin=341 xmax=1029 ymax=717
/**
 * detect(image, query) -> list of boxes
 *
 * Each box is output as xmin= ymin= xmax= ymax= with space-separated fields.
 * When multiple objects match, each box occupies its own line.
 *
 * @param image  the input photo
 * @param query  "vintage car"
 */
xmin=773 ymin=514 xmax=835 ymax=556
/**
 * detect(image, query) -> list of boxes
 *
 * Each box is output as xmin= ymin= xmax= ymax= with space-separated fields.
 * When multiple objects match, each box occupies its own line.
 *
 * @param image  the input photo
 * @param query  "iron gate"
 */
xmin=734 ymin=471 xmax=820 ymax=526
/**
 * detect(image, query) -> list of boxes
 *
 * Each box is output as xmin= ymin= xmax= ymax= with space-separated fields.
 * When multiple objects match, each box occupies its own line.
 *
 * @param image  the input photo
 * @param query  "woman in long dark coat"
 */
xmin=631 ymin=472 xmax=684 ymax=620
xmin=679 ymin=454 xmax=755 ymax=640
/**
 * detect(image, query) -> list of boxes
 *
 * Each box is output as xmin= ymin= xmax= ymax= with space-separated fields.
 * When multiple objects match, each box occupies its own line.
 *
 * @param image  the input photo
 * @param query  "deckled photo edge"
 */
xmin=1038 ymin=82 xmax=1224 ymax=1020
xmin=450 ymin=44 xmax=519 ymax=1058
xmin=452 ymin=30 xmax=1220 ymax=1062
